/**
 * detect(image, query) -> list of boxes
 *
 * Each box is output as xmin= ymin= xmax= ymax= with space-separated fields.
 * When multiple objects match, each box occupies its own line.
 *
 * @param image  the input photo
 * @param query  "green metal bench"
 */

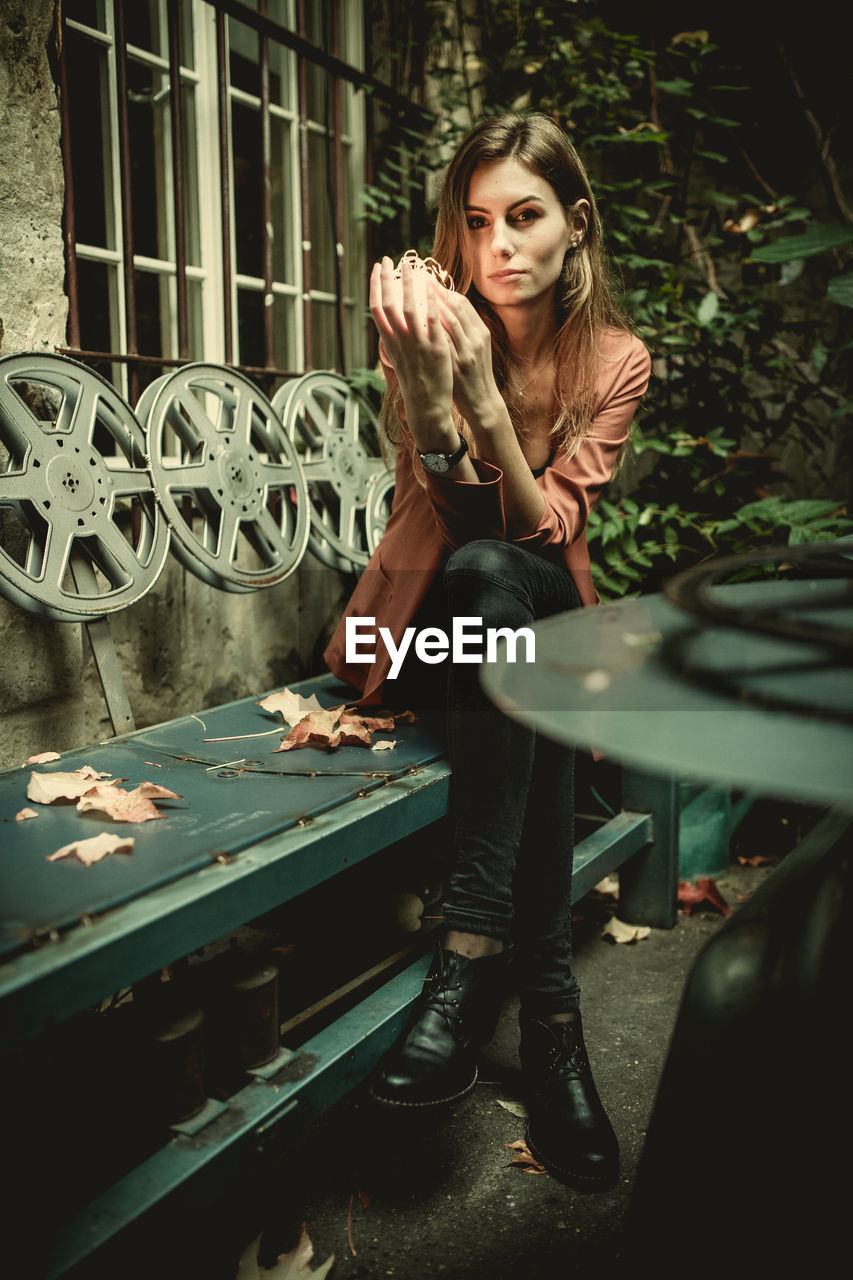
xmin=0 ymin=354 xmax=679 ymax=1277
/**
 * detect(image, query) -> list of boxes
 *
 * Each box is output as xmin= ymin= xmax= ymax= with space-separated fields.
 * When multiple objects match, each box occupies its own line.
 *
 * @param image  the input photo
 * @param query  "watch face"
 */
xmin=422 ymin=453 xmax=449 ymax=474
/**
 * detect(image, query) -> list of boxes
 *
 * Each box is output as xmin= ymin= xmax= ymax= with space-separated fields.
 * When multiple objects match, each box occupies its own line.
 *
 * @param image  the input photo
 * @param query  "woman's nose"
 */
xmin=490 ymin=220 xmax=514 ymax=256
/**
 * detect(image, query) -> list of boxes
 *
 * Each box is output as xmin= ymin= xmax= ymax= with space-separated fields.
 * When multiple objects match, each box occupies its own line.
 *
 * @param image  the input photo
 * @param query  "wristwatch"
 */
xmin=418 ymin=434 xmax=469 ymax=475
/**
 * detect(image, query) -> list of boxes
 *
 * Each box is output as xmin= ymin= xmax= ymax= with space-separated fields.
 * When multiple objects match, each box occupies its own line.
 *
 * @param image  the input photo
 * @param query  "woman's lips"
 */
xmin=489 ymin=268 xmax=526 ymax=281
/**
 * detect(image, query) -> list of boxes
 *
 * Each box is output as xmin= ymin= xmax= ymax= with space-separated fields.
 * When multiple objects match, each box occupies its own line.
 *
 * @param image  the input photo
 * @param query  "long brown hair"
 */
xmin=382 ymin=111 xmax=630 ymax=459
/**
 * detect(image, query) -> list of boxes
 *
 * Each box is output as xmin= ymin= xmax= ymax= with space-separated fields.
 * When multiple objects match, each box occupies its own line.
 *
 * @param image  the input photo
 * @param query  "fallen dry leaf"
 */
xmin=506 ymin=1138 xmax=547 ymax=1174
xmin=335 ymin=719 xmax=372 ymax=748
xmin=76 ymin=782 xmax=182 ymax=823
xmin=236 ymin=1226 xmax=334 ymax=1279
xmin=342 ymin=710 xmax=395 ymax=733
xmin=593 ymin=873 xmax=619 ymax=898
xmin=678 ymin=877 xmax=731 ymax=917
xmin=257 ymin=689 xmax=326 ymax=727
xmin=26 ymin=766 xmax=113 ymax=805
xmin=371 ymin=739 xmax=397 ymax=751
xmin=496 ymin=1098 xmax=529 ymax=1119
xmin=21 ymin=751 xmax=61 ymax=766
xmin=274 ymin=707 xmax=346 ymax=752
xmin=602 ymin=916 xmax=651 ymax=944
xmin=15 ymin=807 xmax=39 ymax=821
xmin=258 ymin=688 xmax=405 ymax=752
xmin=47 ymin=832 xmax=135 ymax=866
xmin=736 ymin=853 xmax=772 ymax=868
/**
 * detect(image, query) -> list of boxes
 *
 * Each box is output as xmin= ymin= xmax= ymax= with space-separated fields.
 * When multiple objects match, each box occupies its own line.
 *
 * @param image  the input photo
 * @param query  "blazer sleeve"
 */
xmin=514 ymin=332 xmax=651 ymax=554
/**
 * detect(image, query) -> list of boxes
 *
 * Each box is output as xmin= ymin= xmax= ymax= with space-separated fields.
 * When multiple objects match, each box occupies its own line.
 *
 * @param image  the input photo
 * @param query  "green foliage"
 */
xmin=365 ymin=1 xmax=852 ymax=596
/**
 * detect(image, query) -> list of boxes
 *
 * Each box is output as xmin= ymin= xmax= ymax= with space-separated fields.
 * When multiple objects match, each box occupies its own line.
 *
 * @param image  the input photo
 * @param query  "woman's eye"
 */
xmin=466 ymin=216 xmax=487 ymax=230
xmin=513 ymin=209 xmax=537 ymax=224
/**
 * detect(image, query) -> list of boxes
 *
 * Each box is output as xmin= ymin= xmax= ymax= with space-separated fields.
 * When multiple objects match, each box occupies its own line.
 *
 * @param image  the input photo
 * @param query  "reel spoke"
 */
xmin=0 ymin=353 xmax=170 ymax=621
xmin=143 ymin=364 xmax=310 ymax=592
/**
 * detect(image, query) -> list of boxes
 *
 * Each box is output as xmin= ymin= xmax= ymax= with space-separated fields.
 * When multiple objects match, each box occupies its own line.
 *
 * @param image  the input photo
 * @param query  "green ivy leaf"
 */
xmin=750 ymin=224 xmax=853 ymax=263
xmin=827 ymin=273 xmax=853 ymax=308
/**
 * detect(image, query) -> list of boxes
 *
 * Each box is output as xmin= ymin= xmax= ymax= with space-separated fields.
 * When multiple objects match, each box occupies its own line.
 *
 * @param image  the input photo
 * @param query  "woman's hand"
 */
xmin=370 ymin=257 xmax=455 ymax=450
xmin=435 ymin=288 xmax=504 ymax=432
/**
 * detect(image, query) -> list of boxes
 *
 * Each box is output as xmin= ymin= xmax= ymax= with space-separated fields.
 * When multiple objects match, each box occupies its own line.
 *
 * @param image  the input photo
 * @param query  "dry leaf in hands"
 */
xmin=602 ymin=916 xmax=651 ymax=944
xmin=257 ymin=689 xmax=326 ymax=727
xmin=236 ymin=1226 xmax=334 ymax=1279
xmin=27 ymin=766 xmax=112 ymax=805
xmin=76 ymin=782 xmax=182 ymax=823
xmin=506 ymin=1138 xmax=547 ymax=1174
xmin=47 ymin=832 xmax=135 ymax=866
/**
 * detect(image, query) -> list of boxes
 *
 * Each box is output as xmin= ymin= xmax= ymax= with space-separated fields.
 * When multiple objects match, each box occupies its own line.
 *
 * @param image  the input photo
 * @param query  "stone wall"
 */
xmin=0 ymin=1 xmax=347 ymax=769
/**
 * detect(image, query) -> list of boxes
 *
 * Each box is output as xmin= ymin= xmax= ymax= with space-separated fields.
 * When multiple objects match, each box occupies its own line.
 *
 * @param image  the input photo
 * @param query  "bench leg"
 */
xmin=618 ymin=767 xmax=679 ymax=929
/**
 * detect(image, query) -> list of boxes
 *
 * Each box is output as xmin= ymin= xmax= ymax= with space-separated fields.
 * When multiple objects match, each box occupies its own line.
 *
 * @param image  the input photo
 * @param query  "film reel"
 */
xmin=0 ymin=353 xmax=170 ymax=621
xmin=142 ymin=364 xmax=310 ymax=592
xmin=272 ymin=371 xmax=391 ymax=571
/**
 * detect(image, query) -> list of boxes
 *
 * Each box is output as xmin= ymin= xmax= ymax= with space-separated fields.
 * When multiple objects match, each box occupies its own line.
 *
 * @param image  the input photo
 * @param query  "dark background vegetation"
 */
xmin=359 ymin=0 xmax=852 ymax=597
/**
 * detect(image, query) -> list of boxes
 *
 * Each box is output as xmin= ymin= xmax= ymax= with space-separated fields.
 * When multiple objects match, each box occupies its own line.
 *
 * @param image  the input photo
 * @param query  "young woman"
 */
xmin=324 ymin=112 xmax=651 ymax=1190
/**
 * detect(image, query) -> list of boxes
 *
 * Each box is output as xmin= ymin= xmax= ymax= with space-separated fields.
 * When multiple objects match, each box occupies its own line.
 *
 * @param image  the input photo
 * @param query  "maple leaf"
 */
xmin=335 ymin=719 xmax=372 ymax=747
xmin=602 ymin=916 xmax=651 ymax=944
xmin=236 ymin=1226 xmax=334 ymax=1279
xmin=341 ymin=710 xmax=395 ymax=733
xmin=21 ymin=751 xmax=61 ymax=766
xmin=76 ymin=782 xmax=182 ymax=823
xmin=26 ymin=766 xmax=113 ymax=805
xmin=47 ymin=832 xmax=135 ymax=866
xmin=257 ymin=689 xmax=327 ymax=727
xmin=505 ymin=1138 xmax=547 ymax=1174
xmin=274 ymin=707 xmax=347 ymax=752
xmin=15 ymin=807 xmax=39 ymax=821
xmin=678 ymin=877 xmax=731 ymax=917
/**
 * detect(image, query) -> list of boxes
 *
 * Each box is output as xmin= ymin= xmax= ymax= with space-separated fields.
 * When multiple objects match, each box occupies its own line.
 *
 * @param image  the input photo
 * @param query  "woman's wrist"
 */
xmin=463 ymin=391 xmax=511 ymax=437
xmin=407 ymin=411 xmax=460 ymax=453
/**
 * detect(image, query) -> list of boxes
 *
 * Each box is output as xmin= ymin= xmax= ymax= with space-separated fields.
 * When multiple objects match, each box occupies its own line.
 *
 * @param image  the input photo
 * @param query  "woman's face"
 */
xmin=463 ymin=156 xmax=584 ymax=311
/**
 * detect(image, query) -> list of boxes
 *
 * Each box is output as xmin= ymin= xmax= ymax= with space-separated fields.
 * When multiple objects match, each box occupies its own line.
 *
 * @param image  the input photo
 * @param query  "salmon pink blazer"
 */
xmin=324 ymin=329 xmax=651 ymax=703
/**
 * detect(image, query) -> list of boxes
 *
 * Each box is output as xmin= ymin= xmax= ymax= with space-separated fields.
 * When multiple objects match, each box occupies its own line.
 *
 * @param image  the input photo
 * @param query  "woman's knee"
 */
xmin=444 ymin=539 xmax=523 ymax=586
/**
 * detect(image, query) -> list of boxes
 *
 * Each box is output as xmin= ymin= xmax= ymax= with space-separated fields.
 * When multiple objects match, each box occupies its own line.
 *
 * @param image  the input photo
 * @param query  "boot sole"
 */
xmin=369 ymin=1066 xmax=478 ymax=1109
xmin=526 ymin=1122 xmax=619 ymax=1193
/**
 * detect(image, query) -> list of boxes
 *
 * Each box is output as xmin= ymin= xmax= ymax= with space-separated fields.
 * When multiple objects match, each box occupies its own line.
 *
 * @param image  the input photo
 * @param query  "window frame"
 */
xmin=57 ymin=0 xmax=397 ymax=404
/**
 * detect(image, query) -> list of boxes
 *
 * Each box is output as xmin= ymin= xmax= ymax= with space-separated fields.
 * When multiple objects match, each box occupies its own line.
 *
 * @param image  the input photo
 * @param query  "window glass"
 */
xmin=64 ymin=0 xmax=105 ymax=31
xmin=273 ymin=295 xmax=299 ymax=371
xmin=76 ymin=258 xmax=119 ymax=355
xmin=237 ymin=287 xmax=265 ymax=368
xmin=135 ymin=270 xmax=170 ymax=360
xmin=124 ymin=0 xmax=163 ymax=56
xmin=270 ymin=114 xmax=296 ymax=282
xmin=310 ymin=299 xmax=339 ymax=370
xmin=307 ymin=130 xmax=336 ymax=294
xmin=126 ymin=60 xmax=170 ymax=261
xmin=66 ymin=29 xmax=114 ymax=250
xmin=182 ymin=84 xmax=201 ymax=268
xmin=232 ymin=101 xmax=263 ymax=279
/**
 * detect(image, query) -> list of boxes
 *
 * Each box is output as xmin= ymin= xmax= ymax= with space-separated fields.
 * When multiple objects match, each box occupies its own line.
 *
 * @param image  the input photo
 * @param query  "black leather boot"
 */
xmin=370 ymin=947 xmax=508 ymax=1108
xmin=519 ymin=1012 xmax=619 ymax=1190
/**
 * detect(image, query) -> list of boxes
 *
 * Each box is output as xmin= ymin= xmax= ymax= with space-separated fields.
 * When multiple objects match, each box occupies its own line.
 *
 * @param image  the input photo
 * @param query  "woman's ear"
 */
xmin=569 ymin=198 xmax=591 ymax=241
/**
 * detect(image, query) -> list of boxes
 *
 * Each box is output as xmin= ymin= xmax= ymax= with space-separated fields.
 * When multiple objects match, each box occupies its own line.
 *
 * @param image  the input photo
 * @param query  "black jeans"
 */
xmin=392 ymin=539 xmax=582 ymax=1017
